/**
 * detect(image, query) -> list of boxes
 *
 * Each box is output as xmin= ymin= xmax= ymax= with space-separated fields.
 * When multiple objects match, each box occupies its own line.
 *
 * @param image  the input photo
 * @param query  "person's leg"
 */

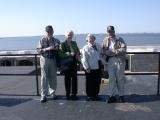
xmin=48 ymin=59 xmax=57 ymax=99
xmin=40 ymin=57 xmax=49 ymax=102
xmin=65 ymin=71 xmax=71 ymax=99
xmin=71 ymin=63 xmax=78 ymax=96
xmin=94 ymin=69 xmax=101 ymax=98
xmin=108 ymin=58 xmax=117 ymax=96
xmin=116 ymin=59 xmax=126 ymax=102
xmin=89 ymin=70 xmax=96 ymax=98
xmin=85 ymin=71 xmax=92 ymax=98
xmin=107 ymin=58 xmax=117 ymax=103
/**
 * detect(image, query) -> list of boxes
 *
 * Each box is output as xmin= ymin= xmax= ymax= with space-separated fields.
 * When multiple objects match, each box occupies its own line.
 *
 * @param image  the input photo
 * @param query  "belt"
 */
xmin=109 ymin=55 xmax=117 ymax=58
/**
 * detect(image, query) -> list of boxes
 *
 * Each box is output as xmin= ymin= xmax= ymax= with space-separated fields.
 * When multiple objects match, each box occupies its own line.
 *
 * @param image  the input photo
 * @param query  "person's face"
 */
xmin=88 ymin=38 xmax=95 ymax=45
xmin=67 ymin=32 xmax=73 ymax=40
xmin=46 ymin=31 xmax=54 ymax=38
xmin=108 ymin=31 xmax=115 ymax=37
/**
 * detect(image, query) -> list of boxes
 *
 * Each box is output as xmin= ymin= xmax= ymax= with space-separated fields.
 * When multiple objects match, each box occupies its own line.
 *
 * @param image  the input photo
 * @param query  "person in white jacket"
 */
xmin=81 ymin=34 xmax=101 ymax=101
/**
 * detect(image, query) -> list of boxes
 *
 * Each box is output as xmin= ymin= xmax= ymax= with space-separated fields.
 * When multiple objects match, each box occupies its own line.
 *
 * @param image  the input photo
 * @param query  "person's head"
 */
xmin=66 ymin=30 xmax=74 ymax=40
xmin=86 ymin=33 xmax=96 ymax=45
xmin=107 ymin=26 xmax=115 ymax=37
xmin=45 ymin=25 xmax=54 ymax=38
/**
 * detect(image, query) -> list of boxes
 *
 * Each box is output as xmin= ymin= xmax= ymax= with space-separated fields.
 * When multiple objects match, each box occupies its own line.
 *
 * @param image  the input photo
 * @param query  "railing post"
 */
xmin=35 ymin=54 xmax=40 ymax=96
xmin=157 ymin=52 xmax=160 ymax=95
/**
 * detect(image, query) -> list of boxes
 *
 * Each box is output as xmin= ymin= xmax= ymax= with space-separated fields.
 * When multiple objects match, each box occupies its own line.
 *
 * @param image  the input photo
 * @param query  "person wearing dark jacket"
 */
xmin=60 ymin=30 xmax=80 ymax=100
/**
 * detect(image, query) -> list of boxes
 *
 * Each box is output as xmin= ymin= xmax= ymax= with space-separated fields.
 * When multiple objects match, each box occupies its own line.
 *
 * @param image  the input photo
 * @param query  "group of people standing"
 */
xmin=37 ymin=25 xmax=127 ymax=103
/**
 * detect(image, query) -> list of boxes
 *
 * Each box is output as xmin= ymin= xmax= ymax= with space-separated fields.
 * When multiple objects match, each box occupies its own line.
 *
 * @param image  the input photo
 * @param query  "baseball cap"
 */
xmin=45 ymin=25 xmax=53 ymax=32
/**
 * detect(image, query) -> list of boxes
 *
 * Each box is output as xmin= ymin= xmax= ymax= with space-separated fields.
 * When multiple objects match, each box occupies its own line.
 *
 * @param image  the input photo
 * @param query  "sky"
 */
xmin=0 ymin=0 xmax=160 ymax=37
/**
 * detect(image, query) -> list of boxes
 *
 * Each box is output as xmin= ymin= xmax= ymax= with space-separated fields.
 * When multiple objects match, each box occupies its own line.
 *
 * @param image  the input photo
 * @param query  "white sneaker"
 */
xmin=40 ymin=96 xmax=47 ymax=103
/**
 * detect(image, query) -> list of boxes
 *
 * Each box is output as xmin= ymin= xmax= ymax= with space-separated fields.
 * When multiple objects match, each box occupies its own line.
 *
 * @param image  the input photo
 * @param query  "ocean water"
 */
xmin=0 ymin=33 xmax=160 ymax=51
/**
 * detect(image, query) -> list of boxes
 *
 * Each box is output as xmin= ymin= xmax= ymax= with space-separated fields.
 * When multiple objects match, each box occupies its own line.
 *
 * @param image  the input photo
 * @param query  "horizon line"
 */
xmin=1 ymin=32 xmax=160 ymax=38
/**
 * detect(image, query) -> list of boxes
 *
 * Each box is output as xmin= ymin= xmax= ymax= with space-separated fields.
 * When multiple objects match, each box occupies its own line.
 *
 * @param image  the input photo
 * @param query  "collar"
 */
xmin=88 ymin=42 xmax=95 ymax=47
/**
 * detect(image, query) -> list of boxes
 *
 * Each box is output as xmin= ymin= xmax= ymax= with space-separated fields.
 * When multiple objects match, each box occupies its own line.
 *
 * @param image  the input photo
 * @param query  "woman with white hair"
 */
xmin=60 ymin=30 xmax=80 ymax=100
xmin=81 ymin=34 xmax=101 ymax=101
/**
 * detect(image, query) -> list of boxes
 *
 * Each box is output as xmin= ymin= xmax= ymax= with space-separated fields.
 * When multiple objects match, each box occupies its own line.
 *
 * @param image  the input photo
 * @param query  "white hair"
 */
xmin=65 ymin=30 xmax=74 ymax=38
xmin=86 ymin=33 xmax=96 ymax=42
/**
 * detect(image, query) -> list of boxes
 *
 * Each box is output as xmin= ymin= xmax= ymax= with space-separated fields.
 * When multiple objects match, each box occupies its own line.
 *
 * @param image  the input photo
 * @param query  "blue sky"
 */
xmin=0 ymin=0 xmax=160 ymax=37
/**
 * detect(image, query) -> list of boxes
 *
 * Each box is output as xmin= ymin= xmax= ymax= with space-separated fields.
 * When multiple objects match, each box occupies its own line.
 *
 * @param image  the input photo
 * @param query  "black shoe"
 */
xmin=71 ymin=95 xmax=78 ymax=100
xmin=93 ymin=96 xmax=101 ymax=101
xmin=86 ymin=97 xmax=93 ymax=101
xmin=66 ymin=95 xmax=71 ymax=100
xmin=107 ymin=96 xmax=117 ymax=103
xmin=40 ymin=97 xmax=47 ymax=103
xmin=119 ymin=96 xmax=125 ymax=103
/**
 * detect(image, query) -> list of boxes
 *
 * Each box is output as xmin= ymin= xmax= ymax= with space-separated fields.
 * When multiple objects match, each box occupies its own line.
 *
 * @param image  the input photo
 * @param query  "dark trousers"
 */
xmin=85 ymin=69 xmax=101 ymax=97
xmin=64 ymin=59 xmax=78 ymax=96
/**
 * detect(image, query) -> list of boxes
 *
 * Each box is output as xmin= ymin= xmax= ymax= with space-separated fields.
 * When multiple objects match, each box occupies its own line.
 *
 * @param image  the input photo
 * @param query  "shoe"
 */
xmin=93 ymin=96 xmax=101 ymax=101
xmin=119 ymin=96 xmax=125 ymax=103
xmin=40 ymin=97 xmax=47 ymax=103
xmin=66 ymin=94 xmax=71 ymax=100
xmin=86 ymin=97 xmax=93 ymax=101
xmin=107 ymin=96 xmax=117 ymax=103
xmin=51 ymin=94 xmax=57 ymax=100
xmin=71 ymin=94 xmax=78 ymax=100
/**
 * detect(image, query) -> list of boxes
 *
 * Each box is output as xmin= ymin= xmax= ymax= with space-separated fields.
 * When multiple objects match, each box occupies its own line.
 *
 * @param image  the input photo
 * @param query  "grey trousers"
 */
xmin=107 ymin=57 xmax=126 ymax=96
xmin=40 ymin=56 xmax=57 ymax=97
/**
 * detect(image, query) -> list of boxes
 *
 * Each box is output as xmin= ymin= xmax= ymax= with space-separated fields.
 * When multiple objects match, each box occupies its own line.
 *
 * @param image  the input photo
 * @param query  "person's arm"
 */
xmin=101 ymin=40 xmax=115 ymax=57
xmin=43 ymin=39 xmax=60 ymax=52
xmin=74 ymin=41 xmax=80 ymax=54
xmin=37 ymin=39 xmax=44 ymax=54
xmin=81 ymin=47 xmax=90 ymax=72
xmin=59 ymin=42 xmax=71 ymax=57
xmin=115 ymin=38 xmax=127 ymax=56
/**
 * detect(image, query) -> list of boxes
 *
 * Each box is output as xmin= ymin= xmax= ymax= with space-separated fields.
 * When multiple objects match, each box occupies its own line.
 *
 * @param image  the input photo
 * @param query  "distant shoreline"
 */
xmin=1 ymin=33 xmax=160 ymax=38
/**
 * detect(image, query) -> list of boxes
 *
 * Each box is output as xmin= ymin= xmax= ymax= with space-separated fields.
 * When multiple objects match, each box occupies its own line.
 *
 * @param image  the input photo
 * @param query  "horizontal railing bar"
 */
xmin=0 ymin=51 xmax=159 ymax=56
xmin=0 ymin=54 xmax=39 ymax=56
xmin=0 ymin=72 xmax=158 ymax=76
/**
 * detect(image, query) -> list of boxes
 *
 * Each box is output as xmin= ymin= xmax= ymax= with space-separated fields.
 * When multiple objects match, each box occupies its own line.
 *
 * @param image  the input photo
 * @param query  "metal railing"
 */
xmin=0 ymin=52 xmax=160 ymax=96
xmin=0 ymin=54 xmax=40 ymax=95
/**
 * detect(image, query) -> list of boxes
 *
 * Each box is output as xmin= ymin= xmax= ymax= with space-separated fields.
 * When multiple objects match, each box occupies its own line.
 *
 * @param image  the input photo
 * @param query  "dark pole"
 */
xmin=35 ymin=55 xmax=40 ymax=96
xmin=157 ymin=52 xmax=160 ymax=95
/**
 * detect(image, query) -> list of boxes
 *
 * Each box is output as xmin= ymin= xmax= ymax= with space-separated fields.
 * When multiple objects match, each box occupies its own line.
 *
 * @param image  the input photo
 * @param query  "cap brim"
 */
xmin=46 ymin=30 xmax=53 ymax=32
xmin=107 ymin=30 xmax=115 ymax=32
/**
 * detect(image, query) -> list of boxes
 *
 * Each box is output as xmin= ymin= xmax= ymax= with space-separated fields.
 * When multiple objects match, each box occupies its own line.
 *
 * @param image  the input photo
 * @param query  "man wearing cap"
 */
xmin=37 ymin=25 xmax=60 ymax=102
xmin=102 ymin=26 xmax=127 ymax=103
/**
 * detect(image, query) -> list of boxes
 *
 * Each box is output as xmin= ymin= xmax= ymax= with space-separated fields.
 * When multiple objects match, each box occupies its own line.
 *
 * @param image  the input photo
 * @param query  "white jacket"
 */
xmin=81 ymin=42 xmax=101 ymax=70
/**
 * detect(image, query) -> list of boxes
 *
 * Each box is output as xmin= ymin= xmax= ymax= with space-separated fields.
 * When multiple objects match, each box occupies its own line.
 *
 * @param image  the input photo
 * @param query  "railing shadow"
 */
xmin=124 ymin=94 xmax=160 ymax=103
xmin=52 ymin=94 xmax=160 ymax=103
xmin=0 ymin=97 xmax=32 ymax=107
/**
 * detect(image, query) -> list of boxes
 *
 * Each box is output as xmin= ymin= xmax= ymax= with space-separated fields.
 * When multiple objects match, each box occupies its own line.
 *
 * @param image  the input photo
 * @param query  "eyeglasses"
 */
xmin=68 ymin=34 xmax=73 ymax=37
xmin=108 ymin=31 xmax=115 ymax=33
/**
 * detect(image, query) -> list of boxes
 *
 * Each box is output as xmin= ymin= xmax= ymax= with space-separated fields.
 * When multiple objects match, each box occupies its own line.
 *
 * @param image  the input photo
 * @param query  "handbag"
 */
xmin=59 ymin=56 xmax=73 ymax=74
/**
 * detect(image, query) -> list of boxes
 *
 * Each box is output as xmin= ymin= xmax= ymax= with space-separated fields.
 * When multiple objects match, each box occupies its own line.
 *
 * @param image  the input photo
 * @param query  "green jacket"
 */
xmin=59 ymin=40 xmax=80 ymax=58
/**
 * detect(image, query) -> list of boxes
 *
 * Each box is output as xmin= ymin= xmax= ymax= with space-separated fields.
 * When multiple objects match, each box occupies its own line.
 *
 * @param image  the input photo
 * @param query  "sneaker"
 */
xmin=107 ymin=96 xmax=117 ymax=103
xmin=40 ymin=97 xmax=47 ymax=103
